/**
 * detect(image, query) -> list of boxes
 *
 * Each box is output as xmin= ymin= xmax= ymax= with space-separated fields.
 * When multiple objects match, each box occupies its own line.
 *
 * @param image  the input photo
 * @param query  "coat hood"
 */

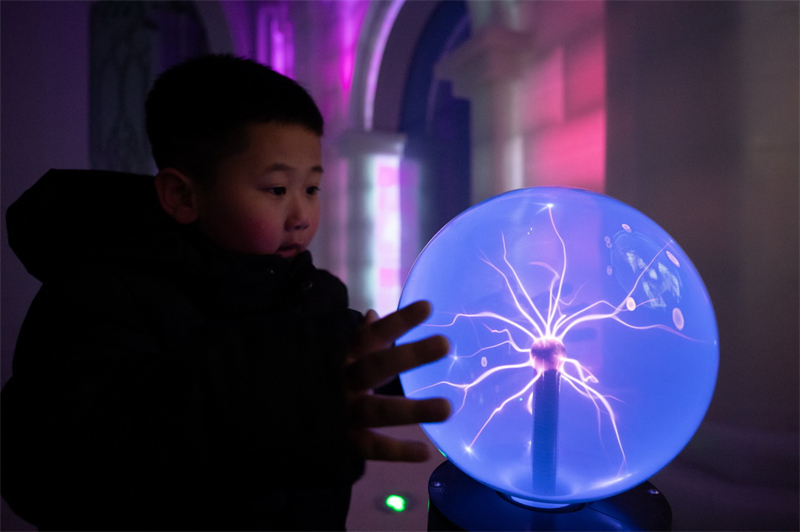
xmin=7 ymin=169 xmax=173 ymax=283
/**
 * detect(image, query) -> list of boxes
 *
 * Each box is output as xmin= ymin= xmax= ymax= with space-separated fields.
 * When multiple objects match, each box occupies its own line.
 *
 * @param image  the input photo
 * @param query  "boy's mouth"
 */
xmin=276 ymin=243 xmax=303 ymax=258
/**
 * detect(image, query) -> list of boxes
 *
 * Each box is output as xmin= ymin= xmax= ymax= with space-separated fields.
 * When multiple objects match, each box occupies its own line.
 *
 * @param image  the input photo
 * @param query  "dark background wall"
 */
xmin=607 ymin=1 xmax=798 ymax=438
xmin=605 ymin=3 xmax=798 ymax=529
xmin=2 ymin=4 xmax=91 ymax=530
xmin=1 ymin=1 xmax=90 ymax=388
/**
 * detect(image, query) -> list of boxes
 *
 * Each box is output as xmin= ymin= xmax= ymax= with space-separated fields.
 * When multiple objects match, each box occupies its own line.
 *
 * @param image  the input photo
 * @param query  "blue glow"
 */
xmin=399 ymin=187 xmax=718 ymax=505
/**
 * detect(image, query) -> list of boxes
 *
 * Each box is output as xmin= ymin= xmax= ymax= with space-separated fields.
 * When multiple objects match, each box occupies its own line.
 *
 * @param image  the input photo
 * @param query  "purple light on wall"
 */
xmin=340 ymin=50 xmax=355 ymax=97
xmin=219 ymin=1 xmax=251 ymax=58
xmin=337 ymin=6 xmax=357 ymax=97
xmin=256 ymin=4 xmax=294 ymax=78
xmin=332 ymin=0 xmax=369 ymax=106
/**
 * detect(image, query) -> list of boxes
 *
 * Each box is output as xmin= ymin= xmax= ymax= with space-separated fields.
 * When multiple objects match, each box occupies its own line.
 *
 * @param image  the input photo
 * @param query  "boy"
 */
xmin=1 ymin=54 xmax=450 ymax=531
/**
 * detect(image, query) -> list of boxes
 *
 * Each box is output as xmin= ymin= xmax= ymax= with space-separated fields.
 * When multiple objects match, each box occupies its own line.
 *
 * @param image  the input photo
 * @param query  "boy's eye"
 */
xmin=306 ymin=186 xmax=320 ymax=196
xmin=265 ymin=187 xmax=286 ymax=196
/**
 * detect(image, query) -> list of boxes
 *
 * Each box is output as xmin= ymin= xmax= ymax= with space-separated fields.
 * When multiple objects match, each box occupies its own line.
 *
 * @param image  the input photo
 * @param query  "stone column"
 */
xmin=435 ymin=23 xmax=529 ymax=204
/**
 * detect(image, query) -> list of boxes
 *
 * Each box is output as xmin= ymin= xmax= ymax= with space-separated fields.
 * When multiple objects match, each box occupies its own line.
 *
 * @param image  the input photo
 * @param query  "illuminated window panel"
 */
xmin=370 ymin=154 xmax=402 ymax=317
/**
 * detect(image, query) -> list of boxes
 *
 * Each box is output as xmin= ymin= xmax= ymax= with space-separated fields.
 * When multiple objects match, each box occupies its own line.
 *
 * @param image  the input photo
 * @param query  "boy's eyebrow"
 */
xmin=264 ymin=163 xmax=324 ymax=174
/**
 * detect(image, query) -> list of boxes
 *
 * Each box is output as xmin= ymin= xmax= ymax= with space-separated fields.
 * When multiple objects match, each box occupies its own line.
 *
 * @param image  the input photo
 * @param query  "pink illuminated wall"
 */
xmin=525 ymin=108 xmax=606 ymax=191
xmin=436 ymin=0 xmax=607 ymax=202
xmin=521 ymin=1 xmax=607 ymax=192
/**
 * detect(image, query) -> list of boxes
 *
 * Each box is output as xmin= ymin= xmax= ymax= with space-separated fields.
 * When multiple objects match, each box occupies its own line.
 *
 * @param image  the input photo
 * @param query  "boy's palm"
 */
xmin=344 ymin=301 xmax=451 ymax=462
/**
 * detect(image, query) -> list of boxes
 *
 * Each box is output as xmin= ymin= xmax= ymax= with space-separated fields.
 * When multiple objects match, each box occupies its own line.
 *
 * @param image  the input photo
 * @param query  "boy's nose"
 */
xmin=288 ymin=216 xmax=310 ymax=231
xmin=286 ymin=200 xmax=310 ymax=231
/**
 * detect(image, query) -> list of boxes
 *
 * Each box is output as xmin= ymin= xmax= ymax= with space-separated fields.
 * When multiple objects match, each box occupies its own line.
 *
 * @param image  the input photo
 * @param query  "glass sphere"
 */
xmin=399 ymin=187 xmax=718 ymax=505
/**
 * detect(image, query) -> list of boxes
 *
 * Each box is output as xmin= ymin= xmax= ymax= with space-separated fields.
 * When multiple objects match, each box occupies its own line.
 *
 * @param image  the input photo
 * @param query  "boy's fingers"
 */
xmin=345 ymin=335 xmax=450 ymax=391
xmin=364 ymin=309 xmax=380 ymax=325
xmin=350 ymin=429 xmax=431 ymax=462
xmin=349 ymin=395 xmax=451 ymax=429
xmin=350 ymin=301 xmax=432 ymax=358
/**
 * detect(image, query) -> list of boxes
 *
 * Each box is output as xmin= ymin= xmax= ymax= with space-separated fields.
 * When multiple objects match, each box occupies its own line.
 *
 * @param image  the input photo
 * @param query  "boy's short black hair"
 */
xmin=145 ymin=54 xmax=324 ymax=183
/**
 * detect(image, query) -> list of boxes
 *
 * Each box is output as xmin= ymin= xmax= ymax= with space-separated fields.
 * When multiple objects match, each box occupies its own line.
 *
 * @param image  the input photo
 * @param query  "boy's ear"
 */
xmin=154 ymin=168 xmax=200 ymax=225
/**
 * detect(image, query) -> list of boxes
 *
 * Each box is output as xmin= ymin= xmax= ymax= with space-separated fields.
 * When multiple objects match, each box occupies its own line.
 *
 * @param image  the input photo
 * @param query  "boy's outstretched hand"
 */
xmin=345 ymin=300 xmax=451 ymax=462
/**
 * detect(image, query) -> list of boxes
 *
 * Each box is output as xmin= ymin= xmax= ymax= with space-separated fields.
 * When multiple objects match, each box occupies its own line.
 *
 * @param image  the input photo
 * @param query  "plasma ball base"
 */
xmin=427 ymin=461 xmax=672 ymax=531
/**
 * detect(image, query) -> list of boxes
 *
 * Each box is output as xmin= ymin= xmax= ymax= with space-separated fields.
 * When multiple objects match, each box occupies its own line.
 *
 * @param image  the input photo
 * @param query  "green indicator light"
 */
xmin=384 ymin=494 xmax=407 ymax=512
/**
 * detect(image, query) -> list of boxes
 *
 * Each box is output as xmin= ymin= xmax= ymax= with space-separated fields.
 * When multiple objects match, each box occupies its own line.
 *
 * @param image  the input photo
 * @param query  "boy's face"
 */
xmin=192 ymin=122 xmax=323 ymax=257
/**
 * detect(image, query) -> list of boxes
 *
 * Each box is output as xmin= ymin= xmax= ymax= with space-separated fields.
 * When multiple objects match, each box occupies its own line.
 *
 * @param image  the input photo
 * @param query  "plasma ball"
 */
xmin=398 ymin=187 xmax=719 ymax=506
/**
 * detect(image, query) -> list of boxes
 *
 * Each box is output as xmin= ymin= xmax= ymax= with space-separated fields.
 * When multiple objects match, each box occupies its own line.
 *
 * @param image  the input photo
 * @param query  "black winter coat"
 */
xmin=1 ymin=170 xmax=364 ymax=531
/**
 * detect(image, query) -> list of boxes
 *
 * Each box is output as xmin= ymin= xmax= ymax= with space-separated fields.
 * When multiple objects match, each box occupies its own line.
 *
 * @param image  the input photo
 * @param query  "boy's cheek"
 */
xmin=199 ymin=215 xmax=280 ymax=255
xmin=231 ymin=218 xmax=282 ymax=255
